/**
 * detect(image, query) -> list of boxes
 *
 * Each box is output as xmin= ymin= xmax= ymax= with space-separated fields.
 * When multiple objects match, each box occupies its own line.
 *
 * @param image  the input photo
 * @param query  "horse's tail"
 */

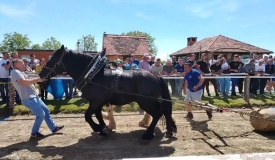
xmin=158 ymin=77 xmax=177 ymax=134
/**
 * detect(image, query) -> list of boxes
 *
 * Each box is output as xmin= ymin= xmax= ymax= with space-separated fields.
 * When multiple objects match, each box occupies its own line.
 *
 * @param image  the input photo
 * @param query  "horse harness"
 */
xmin=74 ymin=54 xmax=124 ymax=94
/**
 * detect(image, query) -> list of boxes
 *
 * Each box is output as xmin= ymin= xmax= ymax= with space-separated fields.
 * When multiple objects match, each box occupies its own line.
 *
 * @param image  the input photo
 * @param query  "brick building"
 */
xmin=103 ymin=33 xmax=151 ymax=61
xmin=17 ymin=49 xmax=54 ymax=61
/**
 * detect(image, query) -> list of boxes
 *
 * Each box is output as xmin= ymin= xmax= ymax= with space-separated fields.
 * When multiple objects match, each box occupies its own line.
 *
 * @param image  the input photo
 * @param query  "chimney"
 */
xmin=187 ymin=37 xmax=197 ymax=47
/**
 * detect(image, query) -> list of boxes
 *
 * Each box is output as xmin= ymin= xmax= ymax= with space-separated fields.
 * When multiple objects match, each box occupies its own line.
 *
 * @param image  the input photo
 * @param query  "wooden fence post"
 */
xmin=244 ymin=75 xmax=250 ymax=103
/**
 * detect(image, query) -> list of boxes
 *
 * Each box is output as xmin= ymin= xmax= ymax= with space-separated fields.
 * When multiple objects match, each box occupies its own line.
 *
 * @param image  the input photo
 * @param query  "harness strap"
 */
xmin=111 ymin=74 xmax=123 ymax=94
xmin=78 ymin=57 xmax=108 ymax=91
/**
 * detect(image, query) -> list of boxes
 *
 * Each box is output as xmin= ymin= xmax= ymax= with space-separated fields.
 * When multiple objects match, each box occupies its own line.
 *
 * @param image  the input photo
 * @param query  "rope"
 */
xmin=191 ymin=101 xmax=275 ymax=123
xmin=89 ymin=81 xmax=173 ymax=102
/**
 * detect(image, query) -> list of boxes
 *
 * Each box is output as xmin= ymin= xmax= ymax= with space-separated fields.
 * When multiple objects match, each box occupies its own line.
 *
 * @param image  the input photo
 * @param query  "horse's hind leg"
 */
xmin=85 ymin=102 xmax=101 ymax=133
xmin=141 ymin=109 xmax=162 ymax=141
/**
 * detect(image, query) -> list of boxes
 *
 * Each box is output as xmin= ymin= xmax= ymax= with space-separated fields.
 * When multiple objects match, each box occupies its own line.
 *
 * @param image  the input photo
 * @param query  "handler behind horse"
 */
xmin=10 ymin=58 xmax=64 ymax=138
xmin=183 ymin=62 xmax=212 ymax=119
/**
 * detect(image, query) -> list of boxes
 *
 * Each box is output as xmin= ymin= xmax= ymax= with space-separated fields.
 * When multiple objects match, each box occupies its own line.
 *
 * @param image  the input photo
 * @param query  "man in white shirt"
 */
xmin=255 ymin=59 xmax=266 ymax=95
xmin=0 ymin=51 xmax=10 ymax=105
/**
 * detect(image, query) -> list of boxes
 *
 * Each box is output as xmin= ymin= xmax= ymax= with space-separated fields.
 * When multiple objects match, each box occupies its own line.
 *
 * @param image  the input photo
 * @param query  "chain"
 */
xmin=190 ymin=101 xmax=275 ymax=123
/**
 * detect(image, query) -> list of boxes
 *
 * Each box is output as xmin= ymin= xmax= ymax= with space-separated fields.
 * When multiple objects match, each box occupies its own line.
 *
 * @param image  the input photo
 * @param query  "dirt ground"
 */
xmin=1 ymin=111 xmax=275 ymax=160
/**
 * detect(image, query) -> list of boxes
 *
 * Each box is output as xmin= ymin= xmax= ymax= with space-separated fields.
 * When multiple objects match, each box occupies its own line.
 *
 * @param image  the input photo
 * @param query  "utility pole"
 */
xmin=77 ymin=40 xmax=80 ymax=52
xmin=83 ymin=35 xmax=87 ymax=51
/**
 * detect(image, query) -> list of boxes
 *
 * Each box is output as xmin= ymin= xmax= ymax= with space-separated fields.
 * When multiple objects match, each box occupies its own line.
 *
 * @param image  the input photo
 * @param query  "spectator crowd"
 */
xmin=111 ymin=52 xmax=275 ymax=98
xmin=0 ymin=51 xmax=76 ymax=108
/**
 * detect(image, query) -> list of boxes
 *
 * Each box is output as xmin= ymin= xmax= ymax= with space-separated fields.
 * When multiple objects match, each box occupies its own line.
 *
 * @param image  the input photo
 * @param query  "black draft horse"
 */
xmin=39 ymin=45 xmax=177 ymax=141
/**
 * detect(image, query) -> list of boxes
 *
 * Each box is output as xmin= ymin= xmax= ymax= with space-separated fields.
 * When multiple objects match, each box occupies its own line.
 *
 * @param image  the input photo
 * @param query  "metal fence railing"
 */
xmin=26 ymin=73 xmax=274 ymax=102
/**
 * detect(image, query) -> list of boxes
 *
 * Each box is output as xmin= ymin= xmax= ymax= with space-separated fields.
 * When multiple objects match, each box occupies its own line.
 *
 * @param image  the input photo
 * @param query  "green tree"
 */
xmin=122 ymin=31 xmax=158 ymax=55
xmin=31 ymin=44 xmax=42 ymax=50
xmin=41 ymin=37 xmax=61 ymax=50
xmin=76 ymin=35 xmax=98 ymax=51
xmin=0 ymin=32 xmax=31 ymax=51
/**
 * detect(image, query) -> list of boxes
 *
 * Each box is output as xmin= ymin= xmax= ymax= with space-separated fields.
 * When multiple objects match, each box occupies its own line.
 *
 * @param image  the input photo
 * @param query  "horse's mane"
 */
xmin=66 ymin=50 xmax=95 ymax=60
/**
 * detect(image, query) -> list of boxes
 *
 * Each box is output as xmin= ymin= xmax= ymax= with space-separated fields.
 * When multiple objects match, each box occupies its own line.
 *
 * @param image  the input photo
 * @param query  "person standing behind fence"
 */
xmin=196 ymin=53 xmax=218 ymax=97
xmin=237 ymin=56 xmax=245 ymax=94
xmin=23 ymin=59 xmax=33 ymax=72
xmin=219 ymin=58 xmax=231 ymax=97
xmin=243 ymin=59 xmax=256 ymax=95
xmin=255 ymin=59 xmax=266 ymax=95
xmin=210 ymin=60 xmax=222 ymax=92
xmin=149 ymin=55 xmax=155 ymax=66
xmin=265 ymin=59 xmax=275 ymax=94
xmin=5 ymin=52 xmax=21 ymax=108
xmin=124 ymin=58 xmax=138 ymax=70
xmin=131 ymin=54 xmax=139 ymax=66
xmin=28 ymin=54 xmax=39 ymax=71
xmin=151 ymin=58 xmax=163 ymax=76
xmin=0 ymin=51 xmax=10 ymax=106
xmin=35 ymin=58 xmax=49 ymax=101
xmin=229 ymin=54 xmax=242 ymax=96
xmin=186 ymin=54 xmax=196 ymax=68
xmin=183 ymin=62 xmax=212 ymax=119
xmin=174 ymin=58 xmax=185 ymax=97
xmin=162 ymin=59 xmax=175 ymax=95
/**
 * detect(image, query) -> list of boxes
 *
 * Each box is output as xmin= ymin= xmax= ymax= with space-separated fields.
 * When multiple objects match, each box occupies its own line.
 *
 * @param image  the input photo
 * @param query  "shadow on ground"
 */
xmin=0 ymin=127 xmax=176 ymax=159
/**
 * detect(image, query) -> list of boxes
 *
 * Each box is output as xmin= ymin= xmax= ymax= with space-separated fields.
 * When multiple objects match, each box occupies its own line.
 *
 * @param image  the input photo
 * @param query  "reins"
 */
xmin=88 ymin=81 xmax=173 ymax=102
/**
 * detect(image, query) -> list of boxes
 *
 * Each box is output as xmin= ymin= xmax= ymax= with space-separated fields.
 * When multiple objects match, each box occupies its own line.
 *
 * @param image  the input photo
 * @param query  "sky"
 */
xmin=0 ymin=0 xmax=274 ymax=60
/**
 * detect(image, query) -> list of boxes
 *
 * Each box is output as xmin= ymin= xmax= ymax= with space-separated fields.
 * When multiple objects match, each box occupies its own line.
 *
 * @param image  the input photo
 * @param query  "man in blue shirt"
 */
xmin=183 ymin=62 xmax=212 ymax=119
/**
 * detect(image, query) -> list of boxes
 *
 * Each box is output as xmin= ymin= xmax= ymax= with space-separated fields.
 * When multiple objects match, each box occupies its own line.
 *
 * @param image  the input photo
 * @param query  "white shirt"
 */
xmin=221 ymin=63 xmax=229 ymax=69
xmin=209 ymin=59 xmax=217 ymax=65
xmin=0 ymin=58 xmax=9 ymax=78
xmin=255 ymin=64 xmax=265 ymax=72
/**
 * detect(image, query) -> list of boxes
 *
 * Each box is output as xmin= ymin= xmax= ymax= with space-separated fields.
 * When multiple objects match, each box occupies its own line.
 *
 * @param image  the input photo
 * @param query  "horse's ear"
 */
xmin=60 ymin=45 xmax=65 ymax=51
xmin=100 ymin=47 xmax=107 ymax=57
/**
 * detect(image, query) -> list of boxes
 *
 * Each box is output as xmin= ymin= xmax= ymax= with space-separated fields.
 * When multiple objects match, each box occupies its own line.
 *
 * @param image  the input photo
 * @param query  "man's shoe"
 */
xmin=206 ymin=110 xmax=212 ymax=120
xmin=52 ymin=126 xmax=64 ymax=133
xmin=31 ymin=132 xmax=45 ymax=138
xmin=185 ymin=112 xmax=193 ymax=119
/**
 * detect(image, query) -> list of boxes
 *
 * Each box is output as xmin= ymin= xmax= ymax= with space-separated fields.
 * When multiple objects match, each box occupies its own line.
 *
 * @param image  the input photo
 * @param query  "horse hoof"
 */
xmin=102 ymin=127 xmax=111 ymax=135
xmin=97 ymin=135 xmax=107 ymax=141
xmin=139 ymin=139 xmax=150 ymax=145
xmin=165 ymin=132 xmax=173 ymax=138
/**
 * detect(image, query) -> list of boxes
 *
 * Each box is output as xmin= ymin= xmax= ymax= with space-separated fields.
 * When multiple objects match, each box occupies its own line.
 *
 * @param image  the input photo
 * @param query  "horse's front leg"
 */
xmin=85 ymin=102 xmax=101 ymax=133
xmin=95 ymin=107 xmax=111 ymax=136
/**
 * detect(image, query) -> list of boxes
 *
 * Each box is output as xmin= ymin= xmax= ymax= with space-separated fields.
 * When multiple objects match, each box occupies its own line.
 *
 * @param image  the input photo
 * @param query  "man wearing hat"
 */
xmin=138 ymin=53 xmax=151 ymax=72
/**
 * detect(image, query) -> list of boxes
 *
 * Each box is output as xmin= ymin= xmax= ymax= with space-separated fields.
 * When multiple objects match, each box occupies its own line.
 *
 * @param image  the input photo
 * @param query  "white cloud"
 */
xmin=0 ymin=2 xmax=35 ymax=19
xmin=185 ymin=1 xmax=241 ymax=19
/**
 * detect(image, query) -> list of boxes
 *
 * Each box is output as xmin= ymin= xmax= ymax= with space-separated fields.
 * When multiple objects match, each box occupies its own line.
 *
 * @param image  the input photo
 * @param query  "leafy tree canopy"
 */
xmin=0 ymin=32 xmax=31 ymax=51
xmin=122 ymin=31 xmax=158 ymax=55
xmin=76 ymin=35 xmax=98 ymax=51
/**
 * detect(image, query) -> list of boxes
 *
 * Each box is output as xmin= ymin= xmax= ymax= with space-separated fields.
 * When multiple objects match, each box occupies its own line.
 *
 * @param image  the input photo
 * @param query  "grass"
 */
xmin=1 ymin=94 xmax=275 ymax=116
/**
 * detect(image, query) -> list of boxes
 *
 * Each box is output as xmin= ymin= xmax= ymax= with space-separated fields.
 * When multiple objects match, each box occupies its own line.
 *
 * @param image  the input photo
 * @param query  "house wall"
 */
xmin=17 ymin=50 xmax=54 ymax=61
xmin=107 ymin=55 xmax=143 ymax=61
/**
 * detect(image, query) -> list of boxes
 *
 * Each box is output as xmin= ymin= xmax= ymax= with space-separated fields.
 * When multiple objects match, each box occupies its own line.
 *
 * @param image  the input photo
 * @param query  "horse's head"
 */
xmin=39 ymin=45 xmax=66 ymax=79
